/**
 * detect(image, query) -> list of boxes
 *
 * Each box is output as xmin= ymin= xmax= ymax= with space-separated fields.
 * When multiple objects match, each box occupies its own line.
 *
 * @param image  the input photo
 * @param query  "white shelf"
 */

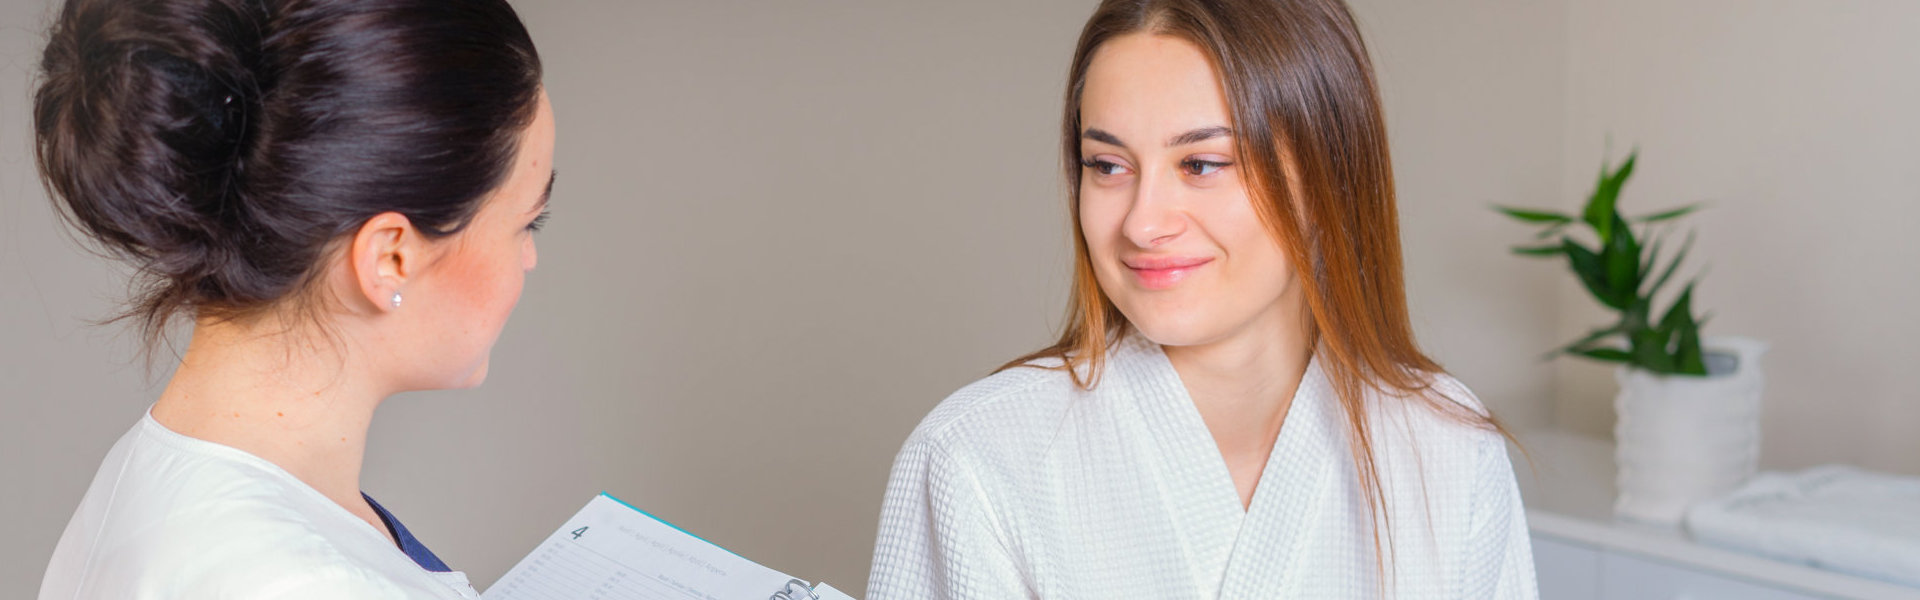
xmin=1514 ymin=430 xmax=1920 ymax=600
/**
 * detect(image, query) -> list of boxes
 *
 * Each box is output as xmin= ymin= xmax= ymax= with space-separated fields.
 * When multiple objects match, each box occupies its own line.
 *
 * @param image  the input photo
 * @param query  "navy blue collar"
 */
xmin=362 ymin=493 xmax=452 ymax=573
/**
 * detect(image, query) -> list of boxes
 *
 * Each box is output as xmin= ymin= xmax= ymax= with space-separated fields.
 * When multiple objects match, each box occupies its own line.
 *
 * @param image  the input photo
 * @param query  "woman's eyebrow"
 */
xmin=1081 ymin=126 xmax=1234 ymax=150
xmin=1168 ymin=126 xmax=1232 ymax=147
xmin=1082 ymin=127 xmax=1126 ymax=148
xmin=530 ymin=170 xmax=556 ymax=213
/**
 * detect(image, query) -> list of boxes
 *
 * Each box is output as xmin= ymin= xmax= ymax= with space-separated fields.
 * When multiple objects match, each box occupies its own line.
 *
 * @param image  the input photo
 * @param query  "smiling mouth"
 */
xmin=1124 ymin=256 xmax=1214 ymax=290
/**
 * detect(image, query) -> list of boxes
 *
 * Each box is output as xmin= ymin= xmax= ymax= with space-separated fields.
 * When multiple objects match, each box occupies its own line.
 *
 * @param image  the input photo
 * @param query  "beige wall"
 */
xmin=3 ymin=0 xmax=177 ymax=594
xmin=1354 ymin=0 xmax=1566 ymax=433
xmin=43 ymin=0 xmax=1920 ymax=596
xmin=1552 ymin=0 xmax=1920 ymax=475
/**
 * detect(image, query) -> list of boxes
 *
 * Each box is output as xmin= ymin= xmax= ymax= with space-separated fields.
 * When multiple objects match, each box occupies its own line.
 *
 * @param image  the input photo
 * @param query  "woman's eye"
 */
xmin=1080 ymin=157 xmax=1132 ymax=176
xmin=526 ymin=210 xmax=551 ymax=233
xmin=1181 ymin=159 xmax=1230 ymax=176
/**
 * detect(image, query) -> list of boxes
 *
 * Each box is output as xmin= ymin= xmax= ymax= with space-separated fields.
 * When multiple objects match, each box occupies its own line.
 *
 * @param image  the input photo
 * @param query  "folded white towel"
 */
xmin=1686 ymin=465 xmax=1920 ymax=588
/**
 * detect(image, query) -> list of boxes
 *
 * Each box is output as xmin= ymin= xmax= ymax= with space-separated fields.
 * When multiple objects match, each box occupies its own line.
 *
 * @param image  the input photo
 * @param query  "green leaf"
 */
xmin=1621 ymin=297 xmax=1654 ymax=333
xmin=1677 ymin=341 xmax=1706 ymax=372
xmin=1657 ymin=281 xmax=1697 ymax=334
xmin=1646 ymin=281 xmax=1708 ymax=375
xmin=1612 ymin=149 xmax=1638 ymax=188
xmin=1667 ymin=285 xmax=1708 ymax=375
xmin=1563 ymin=239 xmax=1625 ymax=310
xmin=1674 ymin=315 xmax=1707 ymax=375
xmin=1643 ymin=230 xmax=1696 ymax=298
xmin=1547 ymin=325 xmax=1625 ymax=359
xmin=1635 ymin=202 xmax=1704 ymax=224
xmin=1638 ymin=292 xmax=1680 ymax=374
xmin=1602 ymin=214 xmax=1641 ymax=308
xmin=1640 ymin=227 xmax=1665 ymax=276
xmin=1577 ymin=348 xmax=1634 ymax=363
xmin=1583 ymin=182 xmax=1611 ymax=243
xmin=1534 ymin=221 xmax=1571 ymax=240
xmin=1630 ymin=328 xmax=1676 ymax=373
xmin=1494 ymin=206 xmax=1575 ymax=224
xmin=1512 ymin=244 xmax=1564 ymax=257
xmin=1584 ymin=150 xmax=1637 ymax=243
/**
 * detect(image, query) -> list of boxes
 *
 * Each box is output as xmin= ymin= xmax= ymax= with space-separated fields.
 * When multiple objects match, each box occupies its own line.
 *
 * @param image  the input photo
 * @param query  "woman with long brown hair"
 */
xmin=868 ymin=0 xmax=1536 ymax=597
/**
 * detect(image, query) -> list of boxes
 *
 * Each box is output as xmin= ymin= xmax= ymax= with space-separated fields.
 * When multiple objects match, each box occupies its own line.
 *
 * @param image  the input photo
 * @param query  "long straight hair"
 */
xmin=1006 ymin=0 xmax=1513 ymax=577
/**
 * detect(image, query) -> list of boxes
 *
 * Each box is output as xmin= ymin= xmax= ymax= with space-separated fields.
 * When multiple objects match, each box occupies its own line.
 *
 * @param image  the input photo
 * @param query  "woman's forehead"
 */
xmin=1080 ymin=34 xmax=1231 ymax=143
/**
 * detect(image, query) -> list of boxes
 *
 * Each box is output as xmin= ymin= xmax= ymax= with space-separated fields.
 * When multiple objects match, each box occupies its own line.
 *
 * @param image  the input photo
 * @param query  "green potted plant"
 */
xmin=1497 ymin=148 xmax=1768 ymax=526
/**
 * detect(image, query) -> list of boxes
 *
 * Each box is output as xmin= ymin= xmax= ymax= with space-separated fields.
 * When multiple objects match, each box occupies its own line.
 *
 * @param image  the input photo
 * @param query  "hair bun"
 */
xmin=34 ymin=0 xmax=265 ymax=286
xmin=35 ymin=0 xmax=542 ymax=348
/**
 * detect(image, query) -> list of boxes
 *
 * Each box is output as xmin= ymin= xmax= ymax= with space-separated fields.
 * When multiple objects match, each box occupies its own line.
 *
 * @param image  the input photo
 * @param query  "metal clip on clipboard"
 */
xmin=771 ymin=578 xmax=820 ymax=600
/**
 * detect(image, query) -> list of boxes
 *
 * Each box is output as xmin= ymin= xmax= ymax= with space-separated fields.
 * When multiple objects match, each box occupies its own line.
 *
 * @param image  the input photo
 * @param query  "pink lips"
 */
xmin=1124 ymin=255 xmax=1214 ymax=290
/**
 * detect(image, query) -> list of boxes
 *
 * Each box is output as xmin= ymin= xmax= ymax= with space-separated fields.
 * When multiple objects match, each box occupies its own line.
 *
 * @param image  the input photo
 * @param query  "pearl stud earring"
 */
xmin=390 ymin=292 xmax=403 ymax=309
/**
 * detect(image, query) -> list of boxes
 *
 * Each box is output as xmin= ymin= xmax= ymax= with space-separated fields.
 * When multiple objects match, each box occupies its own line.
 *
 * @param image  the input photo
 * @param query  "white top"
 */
xmin=39 ymin=410 xmax=480 ymax=600
xmin=868 ymin=335 xmax=1538 ymax=599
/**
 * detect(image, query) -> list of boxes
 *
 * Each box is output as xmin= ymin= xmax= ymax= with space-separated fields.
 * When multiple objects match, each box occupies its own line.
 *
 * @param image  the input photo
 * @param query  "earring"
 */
xmin=390 ymin=292 xmax=403 ymax=309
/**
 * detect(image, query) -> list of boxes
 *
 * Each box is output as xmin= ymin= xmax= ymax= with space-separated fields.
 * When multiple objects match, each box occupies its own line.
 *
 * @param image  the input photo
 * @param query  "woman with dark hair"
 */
xmin=34 ymin=0 xmax=551 ymax=597
xmin=868 ymin=0 xmax=1536 ymax=597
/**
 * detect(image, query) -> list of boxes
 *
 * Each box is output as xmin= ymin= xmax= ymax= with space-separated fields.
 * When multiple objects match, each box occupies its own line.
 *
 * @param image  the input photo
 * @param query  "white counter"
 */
xmin=1515 ymin=430 xmax=1920 ymax=600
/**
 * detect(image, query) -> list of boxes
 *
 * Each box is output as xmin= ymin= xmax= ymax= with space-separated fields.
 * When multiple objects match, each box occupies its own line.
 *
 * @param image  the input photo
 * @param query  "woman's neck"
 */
xmin=1162 ymin=299 xmax=1313 ymax=508
xmin=1166 ymin=327 xmax=1311 ymax=429
xmin=150 ymin=316 xmax=388 ymax=525
xmin=1163 ymin=299 xmax=1313 ymax=424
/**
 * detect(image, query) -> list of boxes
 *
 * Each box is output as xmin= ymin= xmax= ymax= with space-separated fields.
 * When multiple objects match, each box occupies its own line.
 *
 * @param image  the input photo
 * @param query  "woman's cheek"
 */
xmin=1080 ymin=194 xmax=1124 ymax=254
xmin=444 ymin=242 xmax=516 ymax=340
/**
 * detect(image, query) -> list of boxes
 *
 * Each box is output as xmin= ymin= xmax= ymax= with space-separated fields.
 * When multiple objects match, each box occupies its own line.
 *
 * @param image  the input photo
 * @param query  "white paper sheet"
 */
xmin=485 ymin=494 xmax=856 ymax=600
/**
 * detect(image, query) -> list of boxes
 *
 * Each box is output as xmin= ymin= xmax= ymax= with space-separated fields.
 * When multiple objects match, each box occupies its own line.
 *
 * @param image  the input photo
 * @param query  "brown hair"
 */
xmin=1006 ymin=0 xmax=1513 ymax=578
xmin=34 ymin=0 xmax=542 ymax=351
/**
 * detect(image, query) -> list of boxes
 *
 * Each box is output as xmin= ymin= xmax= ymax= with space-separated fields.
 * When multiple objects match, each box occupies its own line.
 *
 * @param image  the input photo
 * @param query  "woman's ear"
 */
xmin=348 ymin=212 xmax=422 ymax=313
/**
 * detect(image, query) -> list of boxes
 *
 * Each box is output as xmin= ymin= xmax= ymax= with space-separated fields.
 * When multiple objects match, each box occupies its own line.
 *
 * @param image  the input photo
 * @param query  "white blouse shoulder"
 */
xmin=40 ymin=412 xmax=478 ymax=600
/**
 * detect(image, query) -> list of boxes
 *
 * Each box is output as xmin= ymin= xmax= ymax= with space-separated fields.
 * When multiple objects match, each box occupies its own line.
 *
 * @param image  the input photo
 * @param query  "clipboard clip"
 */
xmin=770 ymin=578 xmax=819 ymax=600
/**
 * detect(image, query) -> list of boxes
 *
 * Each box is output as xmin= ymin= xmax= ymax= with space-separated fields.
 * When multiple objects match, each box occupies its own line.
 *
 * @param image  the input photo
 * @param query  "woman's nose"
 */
xmin=1121 ymin=171 xmax=1187 ymax=248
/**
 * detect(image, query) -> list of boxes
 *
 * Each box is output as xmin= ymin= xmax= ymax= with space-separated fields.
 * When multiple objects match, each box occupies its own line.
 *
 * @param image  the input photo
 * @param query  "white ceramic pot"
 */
xmin=1613 ymin=336 xmax=1769 ymax=525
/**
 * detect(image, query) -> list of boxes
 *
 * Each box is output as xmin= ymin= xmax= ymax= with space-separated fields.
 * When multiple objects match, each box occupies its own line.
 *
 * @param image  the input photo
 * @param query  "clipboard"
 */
xmin=484 ymin=493 xmax=856 ymax=600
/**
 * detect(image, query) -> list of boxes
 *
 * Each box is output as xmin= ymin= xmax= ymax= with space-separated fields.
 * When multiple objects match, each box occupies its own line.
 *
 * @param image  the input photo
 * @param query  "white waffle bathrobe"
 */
xmin=868 ymin=335 xmax=1537 ymax=599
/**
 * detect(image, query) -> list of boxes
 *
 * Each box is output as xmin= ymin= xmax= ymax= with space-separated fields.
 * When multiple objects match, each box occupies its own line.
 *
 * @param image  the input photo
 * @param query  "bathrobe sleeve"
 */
xmin=868 ymin=434 xmax=1029 ymax=600
xmin=1460 ymin=435 xmax=1540 ymax=599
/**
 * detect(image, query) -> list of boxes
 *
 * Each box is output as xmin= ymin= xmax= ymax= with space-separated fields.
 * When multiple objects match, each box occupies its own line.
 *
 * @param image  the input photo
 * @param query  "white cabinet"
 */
xmin=1533 ymin=536 xmax=1600 ymax=600
xmin=1519 ymin=431 xmax=1920 ymax=600
xmin=1535 ymin=533 xmax=1824 ymax=600
xmin=1599 ymin=551 xmax=1822 ymax=600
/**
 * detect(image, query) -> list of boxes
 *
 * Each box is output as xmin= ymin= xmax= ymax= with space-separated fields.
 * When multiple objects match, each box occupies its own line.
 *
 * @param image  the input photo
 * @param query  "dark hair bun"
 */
xmin=35 ymin=0 xmax=266 ymax=306
xmin=34 ymin=0 xmax=542 ymax=343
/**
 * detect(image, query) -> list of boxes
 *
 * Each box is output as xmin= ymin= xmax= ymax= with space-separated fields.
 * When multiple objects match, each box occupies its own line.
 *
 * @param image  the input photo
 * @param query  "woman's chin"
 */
xmin=1125 ymin=315 xmax=1230 ymax=350
xmin=460 ymin=362 xmax=491 ymax=388
xmin=433 ymin=360 xmax=491 ymax=390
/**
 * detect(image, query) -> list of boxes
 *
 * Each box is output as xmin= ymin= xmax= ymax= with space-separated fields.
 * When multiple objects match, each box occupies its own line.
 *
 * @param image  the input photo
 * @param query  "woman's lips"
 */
xmin=1124 ymin=256 xmax=1214 ymax=290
